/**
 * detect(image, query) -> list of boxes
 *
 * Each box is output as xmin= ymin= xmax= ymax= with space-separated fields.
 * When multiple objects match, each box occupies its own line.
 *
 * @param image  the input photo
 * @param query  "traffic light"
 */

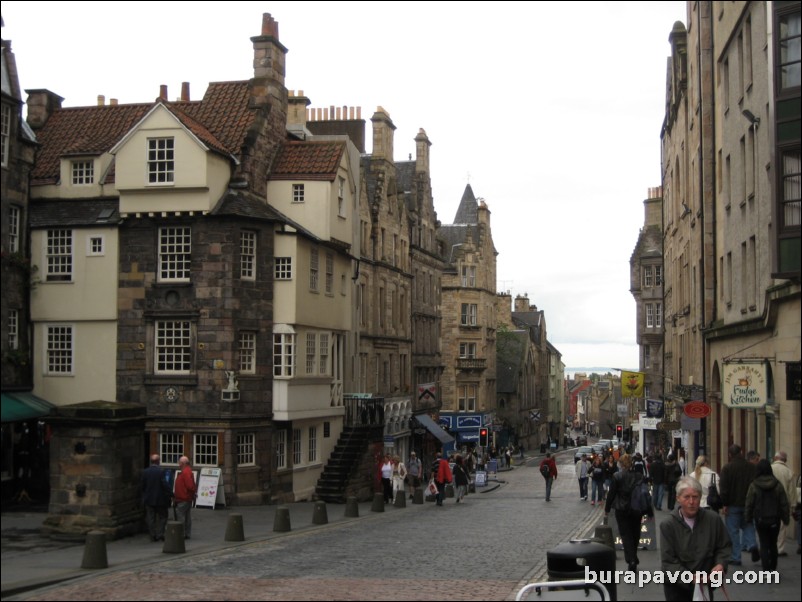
xmin=615 ymin=424 xmax=623 ymax=440
xmin=479 ymin=427 xmax=489 ymax=446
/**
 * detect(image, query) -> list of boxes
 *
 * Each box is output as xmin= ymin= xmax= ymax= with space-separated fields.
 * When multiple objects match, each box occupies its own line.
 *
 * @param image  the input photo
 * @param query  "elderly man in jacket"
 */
xmin=772 ymin=451 xmax=796 ymax=556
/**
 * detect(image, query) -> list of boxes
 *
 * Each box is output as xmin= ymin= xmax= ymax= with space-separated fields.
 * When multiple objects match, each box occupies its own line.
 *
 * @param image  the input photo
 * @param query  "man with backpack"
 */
xmin=719 ymin=444 xmax=758 ymax=565
xmin=745 ymin=459 xmax=790 ymax=570
xmin=605 ymin=454 xmax=653 ymax=572
xmin=539 ymin=452 xmax=557 ymax=502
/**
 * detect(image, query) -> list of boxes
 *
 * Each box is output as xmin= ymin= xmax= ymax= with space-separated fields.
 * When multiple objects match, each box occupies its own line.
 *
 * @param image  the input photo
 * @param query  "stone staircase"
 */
xmin=314 ymin=425 xmax=382 ymax=503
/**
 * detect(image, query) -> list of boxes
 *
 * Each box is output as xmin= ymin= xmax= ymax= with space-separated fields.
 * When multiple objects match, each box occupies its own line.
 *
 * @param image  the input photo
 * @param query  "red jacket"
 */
xmin=174 ymin=465 xmax=196 ymax=503
xmin=540 ymin=457 xmax=558 ymax=478
xmin=436 ymin=458 xmax=453 ymax=484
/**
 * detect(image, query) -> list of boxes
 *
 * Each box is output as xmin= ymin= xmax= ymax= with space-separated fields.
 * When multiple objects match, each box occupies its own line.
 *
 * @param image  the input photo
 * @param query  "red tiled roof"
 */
xmin=269 ymin=140 xmax=345 ymax=181
xmin=30 ymin=80 xmax=259 ymax=187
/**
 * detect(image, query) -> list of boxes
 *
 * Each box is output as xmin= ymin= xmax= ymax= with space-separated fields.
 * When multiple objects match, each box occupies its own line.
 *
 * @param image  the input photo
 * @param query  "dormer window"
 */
xmin=148 ymin=137 xmax=174 ymax=184
xmin=71 ymin=160 xmax=94 ymax=185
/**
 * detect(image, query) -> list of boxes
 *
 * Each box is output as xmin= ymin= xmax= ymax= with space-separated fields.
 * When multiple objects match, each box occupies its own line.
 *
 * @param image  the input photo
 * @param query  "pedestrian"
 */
xmin=603 ymin=454 xmax=617 ymax=501
xmin=540 ymin=452 xmax=558 ymax=502
xmin=692 ymin=455 xmax=719 ymax=511
xmin=406 ymin=451 xmax=422 ymax=499
xmin=650 ymin=454 xmax=666 ymax=511
xmin=632 ymin=452 xmax=649 ymax=480
xmin=452 ymin=454 xmax=469 ymax=503
xmin=770 ymin=451 xmax=796 ymax=555
xmin=746 ymin=450 xmax=761 ymax=465
xmin=719 ymin=444 xmax=758 ymax=565
xmin=575 ymin=453 xmax=590 ymax=501
xmin=392 ymin=455 xmax=407 ymax=503
xmin=665 ymin=453 xmax=682 ymax=511
xmin=590 ymin=456 xmax=605 ymax=506
xmin=379 ymin=454 xmax=394 ymax=503
xmin=173 ymin=456 xmax=196 ymax=539
xmin=605 ymin=454 xmax=653 ymax=572
xmin=430 ymin=451 xmax=452 ymax=506
xmin=660 ymin=475 xmax=732 ymax=601
xmin=745 ymin=459 xmax=790 ymax=571
xmin=141 ymin=454 xmax=173 ymax=542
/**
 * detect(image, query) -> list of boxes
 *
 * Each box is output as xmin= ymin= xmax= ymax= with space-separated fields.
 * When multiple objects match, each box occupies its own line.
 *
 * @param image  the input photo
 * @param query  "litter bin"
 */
xmin=547 ymin=538 xmax=616 ymax=601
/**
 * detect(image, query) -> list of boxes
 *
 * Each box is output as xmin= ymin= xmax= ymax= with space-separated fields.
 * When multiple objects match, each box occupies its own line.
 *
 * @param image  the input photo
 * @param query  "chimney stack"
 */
xmin=415 ymin=128 xmax=431 ymax=174
xmin=371 ymin=107 xmax=395 ymax=161
xmin=181 ymin=82 xmax=190 ymax=102
xmin=159 ymin=85 xmax=168 ymax=101
xmin=97 ymin=95 xmax=105 ymax=106
xmin=25 ymin=89 xmax=64 ymax=130
xmin=110 ymin=98 xmax=118 ymax=106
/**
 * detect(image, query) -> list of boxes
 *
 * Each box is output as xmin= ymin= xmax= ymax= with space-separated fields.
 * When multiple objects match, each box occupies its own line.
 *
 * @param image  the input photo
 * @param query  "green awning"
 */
xmin=1 ymin=392 xmax=55 ymax=423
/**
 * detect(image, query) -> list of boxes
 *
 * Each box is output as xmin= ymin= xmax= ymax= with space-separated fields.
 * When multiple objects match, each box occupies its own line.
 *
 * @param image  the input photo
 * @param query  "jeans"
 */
xmin=591 ymin=479 xmax=603 ymax=503
xmin=545 ymin=477 xmax=554 ymax=501
xmin=653 ymin=483 xmax=665 ymax=510
xmin=725 ymin=505 xmax=757 ymax=561
xmin=578 ymin=477 xmax=588 ymax=499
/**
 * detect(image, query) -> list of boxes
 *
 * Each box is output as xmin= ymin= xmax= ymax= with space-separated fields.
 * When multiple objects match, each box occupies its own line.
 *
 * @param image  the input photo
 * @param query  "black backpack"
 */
xmin=540 ymin=463 xmax=551 ymax=478
xmin=755 ymin=486 xmax=780 ymax=528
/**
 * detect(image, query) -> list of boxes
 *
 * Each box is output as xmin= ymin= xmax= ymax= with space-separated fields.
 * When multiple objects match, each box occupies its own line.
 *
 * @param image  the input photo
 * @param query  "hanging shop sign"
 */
xmin=683 ymin=401 xmax=711 ymax=419
xmin=722 ymin=363 xmax=767 ymax=409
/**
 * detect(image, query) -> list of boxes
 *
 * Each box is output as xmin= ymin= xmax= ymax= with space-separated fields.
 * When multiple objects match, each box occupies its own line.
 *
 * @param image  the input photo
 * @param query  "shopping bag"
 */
xmin=427 ymin=479 xmax=439 ymax=497
xmin=692 ymin=582 xmax=707 ymax=601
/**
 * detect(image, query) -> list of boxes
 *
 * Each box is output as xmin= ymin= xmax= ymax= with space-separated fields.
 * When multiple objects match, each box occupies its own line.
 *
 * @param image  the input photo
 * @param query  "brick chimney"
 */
xmin=371 ymin=107 xmax=395 ymax=160
xmin=25 ymin=89 xmax=64 ymax=130
xmin=181 ymin=82 xmax=190 ymax=102
xmin=159 ymin=85 xmax=168 ymax=101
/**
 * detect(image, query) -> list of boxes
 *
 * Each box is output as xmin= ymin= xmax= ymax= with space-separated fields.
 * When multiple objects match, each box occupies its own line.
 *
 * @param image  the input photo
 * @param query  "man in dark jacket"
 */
xmin=650 ymin=454 xmax=666 ymax=510
xmin=661 ymin=476 xmax=732 ymax=601
xmin=719 ymin=444 xmax=757 ymax=565
xmin=142 ymin=454 xmax=173 ymax=542
xmin=605 ymin=454 xmax=653 ymax=572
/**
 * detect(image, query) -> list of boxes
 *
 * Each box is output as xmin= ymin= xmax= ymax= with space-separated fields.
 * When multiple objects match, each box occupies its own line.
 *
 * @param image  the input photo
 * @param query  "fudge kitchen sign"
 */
xmin=722 ymin=364 xmax=767 ymax=409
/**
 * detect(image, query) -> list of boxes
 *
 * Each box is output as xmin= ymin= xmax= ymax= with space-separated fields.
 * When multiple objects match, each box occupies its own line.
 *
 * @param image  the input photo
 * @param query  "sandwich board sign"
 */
xmin=196 ymin=467 xmax=225 ymax=508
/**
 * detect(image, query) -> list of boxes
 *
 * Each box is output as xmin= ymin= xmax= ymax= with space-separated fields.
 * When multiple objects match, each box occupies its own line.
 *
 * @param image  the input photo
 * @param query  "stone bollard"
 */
xmin=345 ymin=496 xmax=359 ymax=517
xmin=394 ymin=493 xmax=407 ymax=508
xmin=163 ymin=521 xmax=186 ymax=554
xmin=225 ymin=513 xmax=245 ymax=542
xmin=594 ymin=516 xmax=615 ymax=550
xmin=273 ymin=506 xmax=291 ymax=532
xmin=312 ymin=501 xmax=328 ymax=525
xmin=371 ymin=492 xmax=385 ymax=513
xmin=413 ymin=487 xmax=424 ymax=504
xmin=81 ymin=530 xmax=108 ymax=569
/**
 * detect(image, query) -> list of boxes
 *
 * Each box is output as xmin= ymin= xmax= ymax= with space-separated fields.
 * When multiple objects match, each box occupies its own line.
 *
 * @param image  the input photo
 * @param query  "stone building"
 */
xmin=438 ymin=185 xmax=498 ymax=447
xmin=660 ymin=1 xmax=800 ymax=476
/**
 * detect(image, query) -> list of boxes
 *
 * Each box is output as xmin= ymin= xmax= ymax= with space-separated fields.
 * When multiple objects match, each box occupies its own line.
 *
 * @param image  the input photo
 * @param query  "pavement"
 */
xmin=1 ymin=450 xmax=800 ymax=601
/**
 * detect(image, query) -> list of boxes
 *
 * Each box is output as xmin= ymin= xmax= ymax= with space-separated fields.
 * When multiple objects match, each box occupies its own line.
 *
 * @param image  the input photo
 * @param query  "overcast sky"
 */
xmin=2 ymin=1 xmax=688 ymax=373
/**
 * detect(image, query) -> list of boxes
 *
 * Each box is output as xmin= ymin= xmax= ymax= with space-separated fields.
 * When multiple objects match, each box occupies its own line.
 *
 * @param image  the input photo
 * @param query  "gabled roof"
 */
xmin=30 ymin=80 xmax=260 ymax=187
xmin=269 ymin=140 xmax=345 ymax=181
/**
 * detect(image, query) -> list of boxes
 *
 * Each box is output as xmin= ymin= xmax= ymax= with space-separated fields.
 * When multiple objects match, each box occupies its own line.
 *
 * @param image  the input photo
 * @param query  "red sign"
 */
xmin=683 ymin=401 xmax=711 ymax=419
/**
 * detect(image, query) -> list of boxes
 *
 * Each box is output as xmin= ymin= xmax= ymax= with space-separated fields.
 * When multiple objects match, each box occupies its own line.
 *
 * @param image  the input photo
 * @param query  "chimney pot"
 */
xmin=97 ymin=95 xmax=105 ymax=106
xmin=261 ymin=13 xmax=279 ymax=37
xmin=181 ymin=82 xmax=190 ymax=102
xmin=110 ymin=98 xmax=118 ymax=106
xmin=159 ymin=85 xmax=168 ymax=101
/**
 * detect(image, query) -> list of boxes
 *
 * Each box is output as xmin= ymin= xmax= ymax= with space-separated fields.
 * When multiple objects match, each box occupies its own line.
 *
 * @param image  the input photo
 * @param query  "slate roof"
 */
xmin=31 ymin=80 xmax=258 ymax=186
xmin=28 ymin=198 xmax=120 ymax=228
xmin=270 ymin=140 xmax=345 ymax=181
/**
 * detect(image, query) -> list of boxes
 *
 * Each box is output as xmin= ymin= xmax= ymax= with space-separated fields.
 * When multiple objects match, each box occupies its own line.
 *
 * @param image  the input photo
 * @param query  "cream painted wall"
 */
xmin=272 ymin=380 xmax=345 ymax=421
xmin=30 ymin=227 xmax=119 ymax=321
xmin=32 ymin=321 xmax=118 ymax=405
xmin=114 ymin=106 xmax=231 ymax=214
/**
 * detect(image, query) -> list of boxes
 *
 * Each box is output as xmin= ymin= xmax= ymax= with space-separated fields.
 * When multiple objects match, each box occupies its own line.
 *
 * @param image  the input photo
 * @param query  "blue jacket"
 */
xmin=142 ymin=464 xmax=173 ymax=507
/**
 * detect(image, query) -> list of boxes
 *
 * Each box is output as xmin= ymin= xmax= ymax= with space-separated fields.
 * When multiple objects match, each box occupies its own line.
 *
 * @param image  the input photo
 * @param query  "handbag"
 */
xmin=707 ymin=474 xmax=723 ymax=511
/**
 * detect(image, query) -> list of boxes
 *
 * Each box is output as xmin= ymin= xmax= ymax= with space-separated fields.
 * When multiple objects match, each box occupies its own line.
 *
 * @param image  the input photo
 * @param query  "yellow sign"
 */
xmin=621 ymin=371 xmax=644 ymax=398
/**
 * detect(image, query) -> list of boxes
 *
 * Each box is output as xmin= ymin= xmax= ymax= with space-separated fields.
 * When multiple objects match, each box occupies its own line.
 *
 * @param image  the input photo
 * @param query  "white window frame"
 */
xmin=158 ymin=226 xmax=191 ymax=282
xmin=147 ymin=137 xmax=175 ymax=184
xmin=159 ymin=432 xmax=184 ymax=466
xmin=319 ymin=334 xmax=329 ymax=375
xmin=461 ymin=265 xmax=476 ymax=287
xmin=338 ymin=177 xmax=346 ymax=217
xmin=292 ymin=428 xmax=302 ymax=465
xmin=306 ymin=332 xmax=316 ymax=375
xmin=646 ymin=304 xmax=654 ymax=328
xmin=273 ymin=332 xmax=295 ymax=377
xmin=275 ymin=430 xmax=287 ymax=469
xmin=459 ymin=342 xmax=477 ymax=358
xmin=8 ymin=206 xmax=20 ymax=253
xmin=292 ymin=183 xmax=305 ymax=203
xmin=87 ymin=235 xmax=105 ymax=256
xmin=193 ymin=433 xmax=218 ymax=466
xmin=460 ymin=303 xmax=477 ymax=326
xmin=1 ymin=104 xmax=10 ymax=168
xmin=239 ymin=331 xmax=256 ymax=374
xmin=240 ymin=231 xmax=256 ymax=281
xmin=643 ymin=266 xmax=653 ymax=287
xmin=46 ymin=229 xmax=73 ymax=282
xmin=325 ymin=252 xmax=333 ymax=294
xmin=655 ymin=266 xmax=663 ymax=286
xmin=71 ymin=160 xmax=94 ymax=185
xmin=458 ymin=384 xmax=477 ymax=412
xmin=309 ymin=248 xmax=319 ymax=292
xmin=274 ymin=257 xmax=292 ymax=280
xmin=308 ymin=426 xmax=318 ymax=463
xmin=237 ymin=432 xmax=256 ymax=466
xmin=155 ymin=320 xmax=192 ymax=374
xmin=8 ymin=309 xmax=19 ymax=350
xmin=655 ymin=303 xmax=663 ymax=328
xmin=46 ymin=324 xmax=73 ymax=375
